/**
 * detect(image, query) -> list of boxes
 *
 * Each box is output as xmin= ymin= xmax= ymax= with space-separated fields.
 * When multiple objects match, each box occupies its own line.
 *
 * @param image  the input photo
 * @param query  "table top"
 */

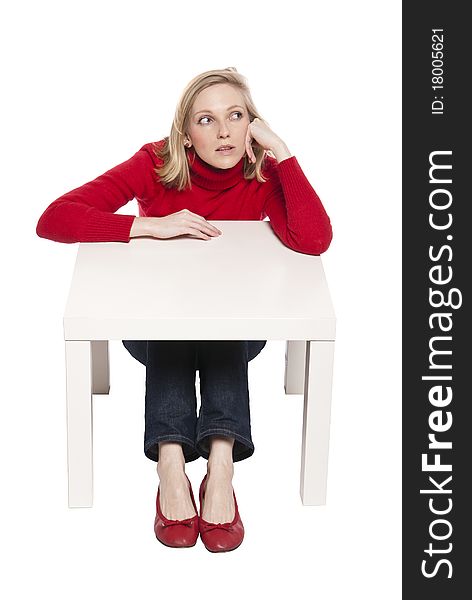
xmin=63 ymin=221 xmax=336 ymax=341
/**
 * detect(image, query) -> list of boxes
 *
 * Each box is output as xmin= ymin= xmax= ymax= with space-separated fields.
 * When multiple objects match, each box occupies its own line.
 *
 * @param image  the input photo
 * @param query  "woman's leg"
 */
xmin=122 ymin=340 xmax=148 ymax=366
xmin=202 ymin=435 xmax=236 ymax=523
xmin=247 ymin=340 xmax=267 ymax=362
xmin=156 ymin=441 xmax=197 ymax=520
xmin=145 ymin=341 xmax=199 ymax=520
xmin=196 ymin=340 xmax=255 ymax=461
xmin=144 ymin=340 xmax=200 ymax=463
xmin=196 ymin=340 xmax=254 ymax=523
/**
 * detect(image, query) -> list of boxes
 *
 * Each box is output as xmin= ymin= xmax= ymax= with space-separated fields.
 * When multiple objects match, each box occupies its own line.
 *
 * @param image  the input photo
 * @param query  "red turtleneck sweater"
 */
xmin=36 ymin=140 xmax=332 ymax=255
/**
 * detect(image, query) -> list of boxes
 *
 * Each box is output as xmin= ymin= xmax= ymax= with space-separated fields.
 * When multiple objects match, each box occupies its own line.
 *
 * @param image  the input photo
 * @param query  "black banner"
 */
xmin=403 ymin=2 xmax=470 ymax=597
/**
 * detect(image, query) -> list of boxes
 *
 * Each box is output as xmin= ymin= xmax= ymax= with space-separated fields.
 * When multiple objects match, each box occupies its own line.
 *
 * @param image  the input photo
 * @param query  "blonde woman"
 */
xmin=36 ymin=67 xmax=332 ymax=552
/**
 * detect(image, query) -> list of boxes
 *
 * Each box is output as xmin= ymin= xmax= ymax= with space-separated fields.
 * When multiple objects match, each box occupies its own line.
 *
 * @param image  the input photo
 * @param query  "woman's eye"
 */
xmin=198 ymin=112 xmax=242 ymax=125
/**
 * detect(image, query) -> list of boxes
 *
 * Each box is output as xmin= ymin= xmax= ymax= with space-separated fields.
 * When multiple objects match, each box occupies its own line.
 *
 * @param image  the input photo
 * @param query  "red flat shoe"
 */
xmin=154 ymin=473 xmax=199 ymax=548
xmin=198 ymin=474 xmax=244 ymax=552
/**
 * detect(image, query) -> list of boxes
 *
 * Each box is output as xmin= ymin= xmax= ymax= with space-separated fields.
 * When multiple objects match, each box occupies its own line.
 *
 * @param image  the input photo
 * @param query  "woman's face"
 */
xmin=186 ymin=83 xmax=251 ymax=169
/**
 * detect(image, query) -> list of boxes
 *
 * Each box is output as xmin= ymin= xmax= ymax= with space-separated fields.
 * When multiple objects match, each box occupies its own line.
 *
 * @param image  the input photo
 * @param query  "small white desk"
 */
xmin=63 ymin=221 xmax=336 ymax=508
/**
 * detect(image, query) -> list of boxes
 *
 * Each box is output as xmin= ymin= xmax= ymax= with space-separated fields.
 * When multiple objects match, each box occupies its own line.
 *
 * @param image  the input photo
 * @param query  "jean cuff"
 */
xmin=196 ymin=428 xmax=255 ymax=463
xmin=144 ymin=434 xmax=200 ymax=463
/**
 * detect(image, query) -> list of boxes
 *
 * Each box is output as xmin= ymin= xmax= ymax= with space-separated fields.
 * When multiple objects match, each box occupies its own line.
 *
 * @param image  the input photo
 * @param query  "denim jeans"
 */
xmin=122 ymin=340 xmax=266 ymax=463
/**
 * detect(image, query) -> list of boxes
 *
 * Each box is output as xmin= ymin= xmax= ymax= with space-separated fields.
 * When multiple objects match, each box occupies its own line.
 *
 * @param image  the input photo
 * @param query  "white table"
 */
xmin=63 ymin=221 xmax=336 ymax=508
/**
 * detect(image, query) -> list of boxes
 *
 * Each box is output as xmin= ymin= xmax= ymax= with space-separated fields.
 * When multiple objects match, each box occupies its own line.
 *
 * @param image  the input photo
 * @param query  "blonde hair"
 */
xmin=155 ymin=67 xmax=269 ymax=190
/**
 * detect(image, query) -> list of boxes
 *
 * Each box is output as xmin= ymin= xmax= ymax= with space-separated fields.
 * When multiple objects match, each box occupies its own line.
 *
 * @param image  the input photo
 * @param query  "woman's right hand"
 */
xmin=129 ymin=209 xmax=222 ymax=240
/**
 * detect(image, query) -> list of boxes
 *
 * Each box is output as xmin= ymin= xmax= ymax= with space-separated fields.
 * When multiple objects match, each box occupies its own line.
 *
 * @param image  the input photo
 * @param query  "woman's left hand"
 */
xmin=245 ymin=118 xmax=291 ymax=163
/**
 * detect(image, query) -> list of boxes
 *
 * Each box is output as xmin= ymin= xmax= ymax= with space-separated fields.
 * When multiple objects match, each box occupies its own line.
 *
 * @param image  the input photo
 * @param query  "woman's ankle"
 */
xmin=207 ymin=435 xmax=235 ymax=473
xmin=157 ymin=441 xmax=186 ymax=478
xmin=158 ymin=441 xmax=185 ymax=464
xmin=207 ymin=460 xmax=234 ymax=480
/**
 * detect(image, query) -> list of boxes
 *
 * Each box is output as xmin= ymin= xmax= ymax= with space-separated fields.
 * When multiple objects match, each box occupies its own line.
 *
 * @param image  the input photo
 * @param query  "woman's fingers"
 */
xmin=194 ymin=221 xmax=221 ymax=237
xmin=179 ymin=210 xmax=221 ymax=235
xmin=185 ymin=226 xmax=212 ymax=240
xmin=143 ymin=212 xmax=221 ymax=240
xmin=245 ymin=124 xmax=256 ymax=163
xmin=189 ymin=216 xmax=221 ymax=236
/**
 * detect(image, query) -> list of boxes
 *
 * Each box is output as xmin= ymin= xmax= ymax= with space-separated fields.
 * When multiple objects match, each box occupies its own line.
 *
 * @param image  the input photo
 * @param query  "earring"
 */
xmin=184 ymin=140 xmax=191 ymax=148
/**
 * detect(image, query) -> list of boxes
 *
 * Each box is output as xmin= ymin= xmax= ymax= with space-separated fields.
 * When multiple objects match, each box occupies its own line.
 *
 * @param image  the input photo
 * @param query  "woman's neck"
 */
xmin=187 ymin=149 xmax=245 ymax=190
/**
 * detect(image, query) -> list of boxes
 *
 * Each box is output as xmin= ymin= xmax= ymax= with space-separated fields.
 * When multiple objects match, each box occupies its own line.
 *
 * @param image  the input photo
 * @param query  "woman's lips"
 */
xmin=216 ymin=146 xmax=235 ymax=154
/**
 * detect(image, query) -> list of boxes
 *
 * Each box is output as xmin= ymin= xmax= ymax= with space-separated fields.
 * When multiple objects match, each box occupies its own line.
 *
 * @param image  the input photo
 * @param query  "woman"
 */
xmin=36 ymin=67 xmax=333 ymax=552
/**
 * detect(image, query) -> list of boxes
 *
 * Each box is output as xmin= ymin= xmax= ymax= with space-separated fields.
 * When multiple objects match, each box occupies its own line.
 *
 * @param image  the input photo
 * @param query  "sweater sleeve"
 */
xmin=36 ymin=145 xmax=156 ymax=243
xmin=261 ymin=156 xmax=333 ymax=255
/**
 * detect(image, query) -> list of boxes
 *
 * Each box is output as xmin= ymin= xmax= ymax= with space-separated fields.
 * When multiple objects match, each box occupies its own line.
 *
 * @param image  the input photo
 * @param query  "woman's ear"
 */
xmin=184 ymin=135 xmax=192 ymax=148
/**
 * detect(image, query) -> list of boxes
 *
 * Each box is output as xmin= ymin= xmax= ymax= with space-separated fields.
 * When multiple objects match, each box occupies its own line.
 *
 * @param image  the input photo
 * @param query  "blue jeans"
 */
xmin=122 ymin=340 xmax=267 ymax=463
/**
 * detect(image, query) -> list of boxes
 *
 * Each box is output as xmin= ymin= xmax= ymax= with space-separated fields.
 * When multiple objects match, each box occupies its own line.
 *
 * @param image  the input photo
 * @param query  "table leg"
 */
xmin=284 ymin=341 xmax=306 ymax=394
xmin=300 ymin=340 xmax=335 ymax=505
xmin=91 ymin=340 xmax=110 ymax=394
xmin=65 ymin=340 xmax=93 ymax=508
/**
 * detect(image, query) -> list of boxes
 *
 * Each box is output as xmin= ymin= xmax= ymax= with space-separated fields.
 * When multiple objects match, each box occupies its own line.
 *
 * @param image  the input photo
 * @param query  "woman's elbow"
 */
xmin=36 ymin=212 xmax=49 ymax=239
xmin=298 ymin=226 xmax=333 ymax=255
xmin=316 ymin=226 xmax=333 ymax=254
xmin=315 ymin=218 xmax=333 ymax=253
xmin=35 ymin=208 xmax=76 ymax=244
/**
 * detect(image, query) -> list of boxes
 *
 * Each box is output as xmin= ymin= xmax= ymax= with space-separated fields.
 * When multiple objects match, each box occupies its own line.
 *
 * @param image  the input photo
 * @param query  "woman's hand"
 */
xmin=245 ymin=118 xmax=292 ymax=163
xmin=129 ymin=210 xmax=222 ymax=240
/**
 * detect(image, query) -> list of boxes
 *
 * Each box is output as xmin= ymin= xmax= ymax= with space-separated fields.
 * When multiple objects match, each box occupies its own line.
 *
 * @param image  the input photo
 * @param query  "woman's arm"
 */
xmin=246 ymin=119 xmax=332 ymax=255
xmin=36 ymin=145 xmax=155 ymax=243
xmin=261 ymin=155 xmax=333 ymax=255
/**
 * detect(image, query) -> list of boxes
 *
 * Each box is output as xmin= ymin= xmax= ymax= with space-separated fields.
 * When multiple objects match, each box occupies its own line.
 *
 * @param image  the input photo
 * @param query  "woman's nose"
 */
xmin=217 ymin=121 xmax=230 ymax=138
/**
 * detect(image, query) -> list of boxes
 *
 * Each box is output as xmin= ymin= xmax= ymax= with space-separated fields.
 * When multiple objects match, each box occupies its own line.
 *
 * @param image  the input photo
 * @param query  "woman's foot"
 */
xmin=198 ymin=467 xmax=244 ymax=553
xmin=201 ymin=436 xmax=236 ymax=523
xmin=201 ymin=461 xmax=235 ymax=523
xmin=156 ymin=444 xmax=197 ymax=521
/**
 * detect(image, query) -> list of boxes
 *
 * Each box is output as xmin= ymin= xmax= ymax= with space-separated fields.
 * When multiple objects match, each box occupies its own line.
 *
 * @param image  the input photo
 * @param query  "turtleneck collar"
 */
xmin=187 ymin=148 xmax=245 ymax=190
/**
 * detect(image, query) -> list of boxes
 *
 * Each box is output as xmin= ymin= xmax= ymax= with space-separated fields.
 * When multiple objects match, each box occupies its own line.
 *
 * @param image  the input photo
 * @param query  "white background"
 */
xmin=1 ymin=1 xmax=401 ymax=598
